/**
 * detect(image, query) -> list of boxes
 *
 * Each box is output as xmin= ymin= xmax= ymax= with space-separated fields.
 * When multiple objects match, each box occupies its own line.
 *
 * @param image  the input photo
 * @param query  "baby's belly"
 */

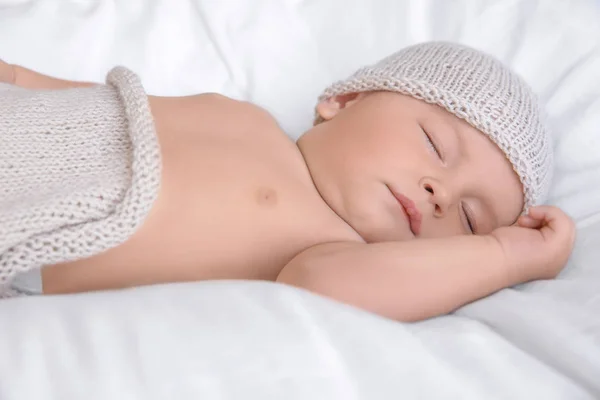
xmin=42 ymin=211 xmax=298 ymax=294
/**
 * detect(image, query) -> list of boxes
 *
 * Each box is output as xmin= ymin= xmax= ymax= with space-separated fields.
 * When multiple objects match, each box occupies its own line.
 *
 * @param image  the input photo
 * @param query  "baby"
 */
xmin=0 ymin=42 xmax=575 ymax=321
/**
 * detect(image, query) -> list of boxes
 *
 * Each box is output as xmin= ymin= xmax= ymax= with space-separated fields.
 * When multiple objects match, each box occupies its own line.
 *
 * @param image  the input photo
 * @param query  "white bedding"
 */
xmin=1 ymin=0 xmax=599 ymax=399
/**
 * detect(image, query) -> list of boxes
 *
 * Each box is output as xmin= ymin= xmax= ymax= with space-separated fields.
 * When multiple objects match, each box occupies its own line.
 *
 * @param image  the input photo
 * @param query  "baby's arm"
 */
xmin=0 ymin=59 xmax=95 ymax=89
xmin=278 ymin=206 xmax=573 ymax=322
xmin=277 ymin=236 xmax=508 ymax=322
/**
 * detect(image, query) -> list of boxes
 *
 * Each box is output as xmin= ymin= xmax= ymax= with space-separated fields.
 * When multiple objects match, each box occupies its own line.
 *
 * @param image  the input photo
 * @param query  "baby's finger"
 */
xmin=528 ymin=206 xmax=574 ymax=239
xmin=517 ymin=215 xmax=543 ymax=229
xmin=527 ymin=206 xmax=557 ymax=222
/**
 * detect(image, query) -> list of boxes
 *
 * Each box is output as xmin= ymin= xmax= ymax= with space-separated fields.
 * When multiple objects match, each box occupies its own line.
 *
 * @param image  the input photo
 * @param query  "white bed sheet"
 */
xmin=0 ymin=0 xmax=599 ymax=399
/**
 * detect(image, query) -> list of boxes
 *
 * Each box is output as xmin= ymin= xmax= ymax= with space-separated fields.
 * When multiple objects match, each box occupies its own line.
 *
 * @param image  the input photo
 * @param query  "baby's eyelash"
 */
xmin=423 ymin=129 xmax=442 ymax=160
xmin=462 ymin=202 xmax=477 ymax=234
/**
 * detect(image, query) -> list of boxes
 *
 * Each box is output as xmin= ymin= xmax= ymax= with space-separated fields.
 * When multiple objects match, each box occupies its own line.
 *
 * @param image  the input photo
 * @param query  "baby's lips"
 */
xmin=405 ymin=206 xmax=422 ymax=235
xmin=397 ymin=194 xmax=422 ymax=236
xmin=386 ymin=184 xmax=423 ymax=236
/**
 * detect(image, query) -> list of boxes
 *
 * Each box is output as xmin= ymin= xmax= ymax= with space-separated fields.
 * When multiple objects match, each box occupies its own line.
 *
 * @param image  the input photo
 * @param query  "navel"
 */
xmin=255 ymin=187 xmax=278 ymax=207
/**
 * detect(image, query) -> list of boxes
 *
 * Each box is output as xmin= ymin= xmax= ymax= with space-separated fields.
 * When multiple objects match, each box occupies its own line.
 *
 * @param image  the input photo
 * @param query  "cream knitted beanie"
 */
xmin=317 ymin=41 xmax=553 ymax=210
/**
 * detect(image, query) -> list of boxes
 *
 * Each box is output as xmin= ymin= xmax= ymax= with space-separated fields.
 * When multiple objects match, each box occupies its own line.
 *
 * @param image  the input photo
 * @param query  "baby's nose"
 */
xmin=422 ymin=179 xmax=452 ymax=217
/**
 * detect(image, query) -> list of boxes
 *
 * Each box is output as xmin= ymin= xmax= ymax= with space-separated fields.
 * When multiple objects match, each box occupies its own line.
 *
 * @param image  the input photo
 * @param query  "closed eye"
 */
xmin=462 ymin=202 xmax=477 ymax=234
xmin=422 ymin=127 xmax=443 ymax=161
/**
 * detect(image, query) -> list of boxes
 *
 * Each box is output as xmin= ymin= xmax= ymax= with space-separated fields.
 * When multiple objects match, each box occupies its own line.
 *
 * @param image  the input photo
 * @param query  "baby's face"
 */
xmin=298 ymin=91 xmax=524 ymax=242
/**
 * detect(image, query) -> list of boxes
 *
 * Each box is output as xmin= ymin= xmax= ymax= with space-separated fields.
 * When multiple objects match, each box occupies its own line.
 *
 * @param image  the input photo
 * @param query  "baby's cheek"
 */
xmin=419 ymin=218 xmax=463 ymax=239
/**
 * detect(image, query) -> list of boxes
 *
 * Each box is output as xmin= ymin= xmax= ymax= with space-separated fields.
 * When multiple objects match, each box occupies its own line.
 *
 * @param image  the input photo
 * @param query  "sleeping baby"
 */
xmin=0 ymin=41 xmax=575 ymax=321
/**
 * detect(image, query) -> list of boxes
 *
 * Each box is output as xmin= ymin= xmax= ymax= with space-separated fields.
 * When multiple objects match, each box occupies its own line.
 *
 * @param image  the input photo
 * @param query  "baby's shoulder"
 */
xmin=150 ymin=92 xmax=283 ymax=142
xmin=188 ymin=93 xmax=278 ymax=125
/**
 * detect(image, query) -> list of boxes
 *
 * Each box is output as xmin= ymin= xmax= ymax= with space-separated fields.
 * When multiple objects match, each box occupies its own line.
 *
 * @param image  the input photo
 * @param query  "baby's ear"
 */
xmin=316 ymin=92 xmax=367 ymax=121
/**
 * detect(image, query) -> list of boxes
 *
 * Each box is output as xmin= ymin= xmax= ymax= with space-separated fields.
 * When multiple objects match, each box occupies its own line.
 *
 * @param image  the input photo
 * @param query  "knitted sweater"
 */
xmin=0 ymin=67 xmax=161 ymax=298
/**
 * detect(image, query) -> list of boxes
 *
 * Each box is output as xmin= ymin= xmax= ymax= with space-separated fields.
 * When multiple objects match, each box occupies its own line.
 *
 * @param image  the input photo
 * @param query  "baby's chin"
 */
xmin=344 ymin=213 xmax=414 ymax=243
xmin=332 ymin=187 xmax=415 ymax=243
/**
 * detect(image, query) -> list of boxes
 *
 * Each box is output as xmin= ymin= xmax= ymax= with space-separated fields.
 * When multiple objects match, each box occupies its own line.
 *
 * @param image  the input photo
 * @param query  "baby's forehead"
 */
xmin=367 ymin=91 xmax=466 ymax=126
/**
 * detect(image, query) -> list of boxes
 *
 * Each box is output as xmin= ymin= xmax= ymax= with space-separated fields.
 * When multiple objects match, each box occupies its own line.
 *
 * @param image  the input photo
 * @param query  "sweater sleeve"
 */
xmin=0 ymin=67 xmax=161 ymax=297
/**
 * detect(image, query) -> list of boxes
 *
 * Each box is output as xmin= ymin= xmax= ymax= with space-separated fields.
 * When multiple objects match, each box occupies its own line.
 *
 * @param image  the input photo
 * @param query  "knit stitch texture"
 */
xmin=316 ymin=41 xmax=553 ymax=211
xmin=0 ymin=67 xmax=161 ymax=298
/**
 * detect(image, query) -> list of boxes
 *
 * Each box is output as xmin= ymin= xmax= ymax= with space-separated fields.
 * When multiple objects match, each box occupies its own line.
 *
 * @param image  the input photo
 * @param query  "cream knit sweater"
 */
xmin=0 ymin=67 xmax=161 ymax=298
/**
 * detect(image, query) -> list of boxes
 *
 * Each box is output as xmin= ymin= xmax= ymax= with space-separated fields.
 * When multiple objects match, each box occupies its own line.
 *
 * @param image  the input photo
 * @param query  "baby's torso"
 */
xmin=42 ymin=94 xmax=360 ymax=293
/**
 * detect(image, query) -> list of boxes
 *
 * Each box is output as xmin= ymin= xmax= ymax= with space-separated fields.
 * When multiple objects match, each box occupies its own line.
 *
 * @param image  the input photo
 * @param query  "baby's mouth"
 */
xmin=386 ymin=185 xmax=422 ymax=236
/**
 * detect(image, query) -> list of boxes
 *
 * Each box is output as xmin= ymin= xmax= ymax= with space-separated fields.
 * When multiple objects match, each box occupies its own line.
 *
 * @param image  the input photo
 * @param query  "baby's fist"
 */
xmin=490 ymin=206 xmax=576 ymax=284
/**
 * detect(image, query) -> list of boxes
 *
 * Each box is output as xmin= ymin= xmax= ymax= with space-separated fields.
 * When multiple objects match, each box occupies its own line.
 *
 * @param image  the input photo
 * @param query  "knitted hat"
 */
xmin=316 ymin=41 xmax=553 ymax=211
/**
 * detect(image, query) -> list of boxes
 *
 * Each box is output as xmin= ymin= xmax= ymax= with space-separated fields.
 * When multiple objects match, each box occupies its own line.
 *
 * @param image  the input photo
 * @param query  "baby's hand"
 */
xmin=0 ymin=59 xmax=16 ymax=84
xmin=490 ymin=206 xmax=576 ymax=284
xmin=0 ymin=60 xmax=94 ymax=89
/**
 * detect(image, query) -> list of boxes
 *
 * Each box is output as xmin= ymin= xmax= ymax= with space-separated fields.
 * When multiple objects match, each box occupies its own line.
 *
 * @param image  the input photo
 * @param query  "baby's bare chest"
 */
xmin=120 ymin=96 xmax=356 ymax=279
xmin=42 ymin=96 xmax=357 ymax=294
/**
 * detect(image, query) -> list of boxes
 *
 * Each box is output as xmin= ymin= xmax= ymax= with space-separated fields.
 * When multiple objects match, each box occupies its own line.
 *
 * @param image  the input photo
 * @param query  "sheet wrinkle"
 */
xmin=541 ymin=49 xmax=599 ymax=104
xmin=190 ymin=0 xmax=248 ymax=100
xmin=459 ymin=293 xmax=600 ymax=397
xmin=285 ymin=290 xmax=358 ymax=399
xmin=500 ymin=1 xmax=539 ymax=66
